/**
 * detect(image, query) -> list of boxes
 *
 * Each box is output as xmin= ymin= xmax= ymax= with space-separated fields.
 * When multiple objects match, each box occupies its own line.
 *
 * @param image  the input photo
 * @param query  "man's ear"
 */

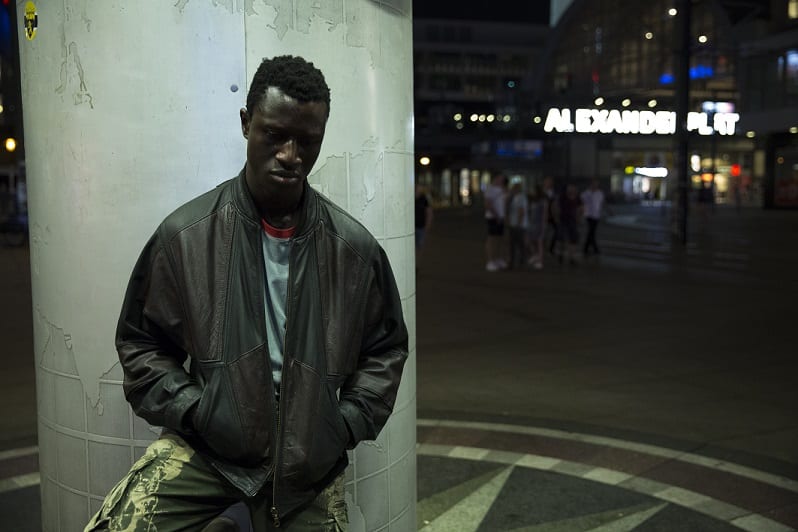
xmin=240 ymin=108 xmax=250 ymax=139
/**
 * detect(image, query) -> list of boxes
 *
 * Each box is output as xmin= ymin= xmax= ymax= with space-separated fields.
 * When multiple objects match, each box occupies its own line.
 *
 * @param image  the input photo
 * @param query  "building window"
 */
xmin=786 ymin=50 xmax=798 ymax=94
xmin=790 ymin=0 xmax=798 ymax=19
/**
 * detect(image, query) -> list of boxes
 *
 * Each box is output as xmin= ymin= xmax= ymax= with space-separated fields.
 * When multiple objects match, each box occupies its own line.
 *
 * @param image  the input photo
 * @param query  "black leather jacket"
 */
xmin=116 ymin=170 xmax=408 ymax=518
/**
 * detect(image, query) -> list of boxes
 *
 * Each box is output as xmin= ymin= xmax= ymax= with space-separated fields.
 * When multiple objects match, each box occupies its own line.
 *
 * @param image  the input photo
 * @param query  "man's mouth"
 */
xmin=269 ymin=171 xmax=302 ymax=183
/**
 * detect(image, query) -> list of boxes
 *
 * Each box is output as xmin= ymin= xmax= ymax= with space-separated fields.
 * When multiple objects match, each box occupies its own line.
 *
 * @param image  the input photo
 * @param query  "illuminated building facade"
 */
xmin=413 ymin=19 xmax=550 ymax=205
xmin=532 ymin=0 xmax=765 ymax=205
xmin=736 ymin=0 xmax=798 ymax=208
xmin=414 ymin=1 xmax=795 ymax=209
xmin=0 ymin=1 xmax=25 ymax=225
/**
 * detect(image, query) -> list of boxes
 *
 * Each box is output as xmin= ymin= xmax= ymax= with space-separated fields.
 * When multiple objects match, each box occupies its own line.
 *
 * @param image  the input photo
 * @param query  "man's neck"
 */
xmin=261 ymin=208 xmax=298 ymax=229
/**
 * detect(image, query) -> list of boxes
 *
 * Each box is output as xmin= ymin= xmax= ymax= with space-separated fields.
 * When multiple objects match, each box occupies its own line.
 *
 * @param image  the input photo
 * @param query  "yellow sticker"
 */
xmin=24 ymin=1 xmax=38 ymax=41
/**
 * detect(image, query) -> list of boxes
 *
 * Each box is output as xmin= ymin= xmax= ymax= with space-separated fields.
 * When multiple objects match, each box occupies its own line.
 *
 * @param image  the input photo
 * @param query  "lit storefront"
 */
xmin=736 ymin=4 xmax=798 ymax=209
xmin=540 ymin=102 xmax=754 ymax=203
xmin=530 ymin=0 xmax=764 ymax=206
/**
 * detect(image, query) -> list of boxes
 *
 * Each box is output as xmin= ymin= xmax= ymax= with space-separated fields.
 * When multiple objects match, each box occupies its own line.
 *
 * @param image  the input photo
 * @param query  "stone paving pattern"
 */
xmin=1 ymin=203 xmax=797 ymax=530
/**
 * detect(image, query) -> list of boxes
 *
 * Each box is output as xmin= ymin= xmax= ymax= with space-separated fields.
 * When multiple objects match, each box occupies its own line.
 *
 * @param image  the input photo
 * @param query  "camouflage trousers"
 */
xmin=84 ymin=433 xmax=348 ymax=532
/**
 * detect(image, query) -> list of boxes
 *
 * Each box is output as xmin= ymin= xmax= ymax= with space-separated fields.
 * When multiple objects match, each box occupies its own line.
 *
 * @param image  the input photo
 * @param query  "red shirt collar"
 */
xmin=261 ymin=219 xmax=296 ymax=239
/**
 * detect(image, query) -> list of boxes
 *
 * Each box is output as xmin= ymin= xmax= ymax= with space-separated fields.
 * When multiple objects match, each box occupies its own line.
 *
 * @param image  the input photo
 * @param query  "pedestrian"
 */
xmin=86 ymin=55 xmax=409 ymax=532
xmin=526 ymin=185 xmax=547 ymax=269
xmin=507 ymin=181 xmax=528 ymax=269
xmin=581 ymin=179 xmax=609 ymax=257
xmin=415 ymin=182 xmax=433 ymax=267
xmin=484 ymin=173 xmax=508 ymax=272
xmin=557 ymin=183 xmax=583 ymax=265
xmin=543 ymin=176 xmax=558 ymax=255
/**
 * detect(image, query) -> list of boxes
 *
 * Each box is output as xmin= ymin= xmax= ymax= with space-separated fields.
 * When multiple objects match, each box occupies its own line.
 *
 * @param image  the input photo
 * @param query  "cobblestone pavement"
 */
xmin=2 ymin=204 xmax=797 ymax=530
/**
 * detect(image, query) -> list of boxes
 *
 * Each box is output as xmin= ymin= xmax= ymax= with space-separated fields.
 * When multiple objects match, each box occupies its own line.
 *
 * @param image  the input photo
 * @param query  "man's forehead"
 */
xmin=256 ymin=86 xmax=328 ymax=112
xmin=263 ymin=86 xmax=293 ymax=103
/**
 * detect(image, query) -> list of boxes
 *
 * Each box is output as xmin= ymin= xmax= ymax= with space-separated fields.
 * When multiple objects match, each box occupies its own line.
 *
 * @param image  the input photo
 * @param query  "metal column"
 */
xmin=18 ymin=1 xmax=415 ymax=530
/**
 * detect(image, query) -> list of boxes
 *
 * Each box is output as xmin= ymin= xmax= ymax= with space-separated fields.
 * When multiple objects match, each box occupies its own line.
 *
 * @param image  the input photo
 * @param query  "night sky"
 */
xmin=413 ymin=0 xmax=551 ymax=25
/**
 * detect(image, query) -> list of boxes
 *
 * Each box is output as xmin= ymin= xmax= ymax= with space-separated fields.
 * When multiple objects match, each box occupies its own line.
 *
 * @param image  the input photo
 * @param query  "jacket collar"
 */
xmin=233 ymin=167 xmax=319 ymax=238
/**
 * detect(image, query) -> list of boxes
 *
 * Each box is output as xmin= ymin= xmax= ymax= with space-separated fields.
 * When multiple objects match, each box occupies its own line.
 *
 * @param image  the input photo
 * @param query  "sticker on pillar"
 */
xmin=24 ymin=2 xmax=38 ymax=41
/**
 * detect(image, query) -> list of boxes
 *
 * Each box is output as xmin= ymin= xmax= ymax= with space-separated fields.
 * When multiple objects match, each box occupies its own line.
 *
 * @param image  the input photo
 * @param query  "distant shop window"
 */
xmin=786 ymin=50 xmax=798 ymax=94
xmin=790 ymin=0 xmax=798 ymax=19
xmin=773 ymin=148 xmax=798 ymax=207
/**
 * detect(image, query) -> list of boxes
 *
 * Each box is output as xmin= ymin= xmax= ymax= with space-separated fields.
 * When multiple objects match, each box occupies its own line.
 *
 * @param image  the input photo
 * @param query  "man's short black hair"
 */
xmin=246 ymin=55 xmax=330 ymax=116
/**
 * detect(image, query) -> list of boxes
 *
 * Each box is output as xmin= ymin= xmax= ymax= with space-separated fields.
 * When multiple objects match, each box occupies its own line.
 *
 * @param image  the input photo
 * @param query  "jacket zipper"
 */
xmin=271 ymin=239 xmax=296 ymax=528
xmin=271 ymin=396 xmax=282 ymax=527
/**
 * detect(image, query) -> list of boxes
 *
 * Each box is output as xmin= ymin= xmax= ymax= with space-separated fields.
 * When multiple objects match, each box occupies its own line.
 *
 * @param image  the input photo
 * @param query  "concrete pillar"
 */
xmin=18 ymin=1 xmax=415 ymax=530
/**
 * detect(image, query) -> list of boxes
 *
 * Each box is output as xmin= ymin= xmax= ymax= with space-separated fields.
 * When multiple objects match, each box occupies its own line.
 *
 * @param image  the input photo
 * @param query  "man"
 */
xmin=86 ymin=55 xmax=408 ymax=531
xmin=506 ymin=181 xmax=528 ymax=270
xmin=581 ymin=179 xmax=608 ymax=257
xmin=484 ymin=173 xmax=507 ymax=272
xmin=542 ymin=176 xmax=558 ymax=255
xmin=557 ymin=183 xmax=583 ymax=265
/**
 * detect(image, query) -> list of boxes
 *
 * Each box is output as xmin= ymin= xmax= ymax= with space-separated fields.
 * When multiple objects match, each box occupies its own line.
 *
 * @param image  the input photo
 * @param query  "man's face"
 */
xmin=240 ymin=87 xmax=328 ymax=214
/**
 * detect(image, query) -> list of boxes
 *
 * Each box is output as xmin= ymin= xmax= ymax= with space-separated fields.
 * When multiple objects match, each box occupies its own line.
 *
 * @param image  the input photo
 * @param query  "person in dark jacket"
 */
xmin=557 ymin=183 xmax=583 ymax=265
xmin=86 ymin=55 xmax=408 ymax=532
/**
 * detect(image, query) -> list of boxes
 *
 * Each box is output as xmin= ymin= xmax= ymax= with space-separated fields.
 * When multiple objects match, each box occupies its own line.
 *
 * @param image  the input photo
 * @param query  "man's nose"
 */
xmin=276 ymin=139 xmax=301 ymax=168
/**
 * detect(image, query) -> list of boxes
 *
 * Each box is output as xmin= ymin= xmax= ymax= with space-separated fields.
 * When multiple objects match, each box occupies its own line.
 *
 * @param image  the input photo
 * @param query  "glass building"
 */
xmin=414 ymin=0 xmax=797 ymax=209
xmin=413 ymin=19 xmax=550 ymax=205
xmin=735 ymin=0 xmax=798 ymax=208
xmin=532 ymin=0 xmax=798 ymax=208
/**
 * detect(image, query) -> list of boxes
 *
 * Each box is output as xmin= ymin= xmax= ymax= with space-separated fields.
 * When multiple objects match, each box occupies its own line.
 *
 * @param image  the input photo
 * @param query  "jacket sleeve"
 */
xmin=116 ymin=229 xmax=202 ymax=433
xmin=339 ymin=246 xmax=409 ymax=447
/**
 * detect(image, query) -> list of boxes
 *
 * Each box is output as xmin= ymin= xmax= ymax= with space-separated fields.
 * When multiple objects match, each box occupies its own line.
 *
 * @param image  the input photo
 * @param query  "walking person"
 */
xmin=542 ymin=176 xmax=559 ymax=255
xmin=86 ymin=55 xmax=408 ymax=532
xmin=507 ymin=181 xmax=528 ymax=270
xmin=484 ymin=173 xmax=508 ymax=272
xmin=526 ymin=185 xmax=547 ymax=269
xmin=581 ymin=179 xmax=609 ymax=257
xmin=557 ymin=183 xmax=583 ymax=266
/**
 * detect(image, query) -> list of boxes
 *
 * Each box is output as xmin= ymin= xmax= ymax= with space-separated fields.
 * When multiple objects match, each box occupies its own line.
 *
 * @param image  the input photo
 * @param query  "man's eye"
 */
xmin=263 ymin=129 xmax=286 ymax=141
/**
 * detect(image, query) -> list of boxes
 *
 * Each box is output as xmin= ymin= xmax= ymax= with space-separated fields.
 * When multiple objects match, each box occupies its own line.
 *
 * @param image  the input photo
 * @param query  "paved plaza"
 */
xmin=1 ymin=203 xmax=797 ymax=530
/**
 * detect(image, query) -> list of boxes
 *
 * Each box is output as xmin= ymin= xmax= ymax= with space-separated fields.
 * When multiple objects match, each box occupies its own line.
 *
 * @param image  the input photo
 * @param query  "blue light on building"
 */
xmin=659 ymin=66 xmax=714 ymax=85
xmin=689 ymin=65 xmax=714 ymax=79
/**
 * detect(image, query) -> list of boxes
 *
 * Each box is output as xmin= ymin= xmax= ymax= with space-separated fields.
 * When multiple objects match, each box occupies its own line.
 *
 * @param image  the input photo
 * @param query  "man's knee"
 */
xmin=201 ymin=516 xmax=240 ymax=532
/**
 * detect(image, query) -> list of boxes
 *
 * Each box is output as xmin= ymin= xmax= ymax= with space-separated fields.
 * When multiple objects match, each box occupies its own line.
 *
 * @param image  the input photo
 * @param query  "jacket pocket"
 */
xmin=194 ymin=355 xmax=271 ymax=466
xmin=282 ymin=360 xmax=348 ymax=485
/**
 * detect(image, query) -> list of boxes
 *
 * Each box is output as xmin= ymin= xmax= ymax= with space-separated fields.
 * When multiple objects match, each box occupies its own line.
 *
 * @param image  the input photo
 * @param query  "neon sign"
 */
xmin=635 ymin=167 xmax=669 ymax=178
xmin=543 ymin=108 xmax=740 ymax=136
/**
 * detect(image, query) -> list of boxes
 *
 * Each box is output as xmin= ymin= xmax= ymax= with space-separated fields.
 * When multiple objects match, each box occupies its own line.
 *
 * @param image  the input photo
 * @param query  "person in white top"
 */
xmin=484 ymin=174 xmax=508 ymax=271
xmin=580 ymin=179 xmax=609 ymax=256
xmin=507 ymin=181 xmax=529 ymax=269
xmin=526 ymin=185 xmax=548 ymax=270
